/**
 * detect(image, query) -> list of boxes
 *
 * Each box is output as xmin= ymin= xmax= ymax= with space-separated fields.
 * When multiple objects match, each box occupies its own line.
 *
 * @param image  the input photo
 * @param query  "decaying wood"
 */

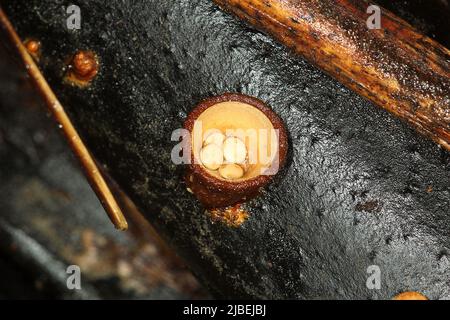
xmin=1 ymin=0 xmax=450 ymax=299
xmin=213 ymin=0 xmax=450 ymax=150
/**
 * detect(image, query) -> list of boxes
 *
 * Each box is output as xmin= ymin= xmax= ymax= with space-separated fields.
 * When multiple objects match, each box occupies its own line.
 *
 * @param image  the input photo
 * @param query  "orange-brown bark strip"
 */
xmin=213 ymin=0 xmax=450 ymax=150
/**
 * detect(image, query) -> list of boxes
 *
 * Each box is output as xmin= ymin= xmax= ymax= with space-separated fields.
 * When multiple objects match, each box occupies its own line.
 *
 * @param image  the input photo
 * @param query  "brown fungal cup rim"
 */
xmin=184 ymin=93 xmax=288 ymax=192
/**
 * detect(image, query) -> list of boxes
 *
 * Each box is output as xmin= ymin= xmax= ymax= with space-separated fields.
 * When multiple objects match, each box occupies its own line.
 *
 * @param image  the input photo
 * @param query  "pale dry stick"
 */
xmin=0 ymin=8 xmax=128 ymax=230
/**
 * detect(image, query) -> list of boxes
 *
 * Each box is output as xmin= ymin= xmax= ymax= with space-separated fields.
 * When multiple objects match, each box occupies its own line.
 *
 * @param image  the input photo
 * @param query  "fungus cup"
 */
xmin=184 ymin=93 xmax=288 ymax=208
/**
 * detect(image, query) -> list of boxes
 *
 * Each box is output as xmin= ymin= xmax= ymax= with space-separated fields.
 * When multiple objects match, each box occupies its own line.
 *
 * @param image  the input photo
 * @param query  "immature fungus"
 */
xmin=24 ymin=39 xmax=41 ymax=61
xmin=184 ymin=93 xmax=288 ymax=209
xmin=24 ymin=39 xmax=40 ymax=53
xmin=200 ymin=143 xmax=223 ymax=170
xmin=65 ymin=50 xmax=99 ymax=87
xmin=393 ymin=291 xmax=428 ymax=300
xmin=72 ymin=50 xmax=98 ymax=79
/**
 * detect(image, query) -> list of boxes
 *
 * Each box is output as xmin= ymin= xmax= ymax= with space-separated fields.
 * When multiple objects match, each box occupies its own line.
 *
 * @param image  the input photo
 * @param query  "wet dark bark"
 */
xmin=1 ymin=0 xmax=450 ymax=299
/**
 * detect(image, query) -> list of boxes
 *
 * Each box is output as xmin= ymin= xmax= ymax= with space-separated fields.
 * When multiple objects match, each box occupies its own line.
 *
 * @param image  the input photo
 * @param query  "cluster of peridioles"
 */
xmin=199 ymin=130 xmax=248 ymax=180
